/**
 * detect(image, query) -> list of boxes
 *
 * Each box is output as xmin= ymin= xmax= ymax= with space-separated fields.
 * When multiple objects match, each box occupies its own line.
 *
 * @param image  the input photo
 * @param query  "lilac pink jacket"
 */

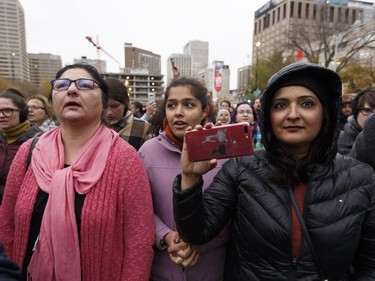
xmin=139 ymin=132 xmax=229 ymax=281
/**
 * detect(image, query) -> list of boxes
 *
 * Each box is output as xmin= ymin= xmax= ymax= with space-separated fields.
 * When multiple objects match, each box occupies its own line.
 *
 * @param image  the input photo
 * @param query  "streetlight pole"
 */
xmin=255 ymin=41 xmax=261 ymax=91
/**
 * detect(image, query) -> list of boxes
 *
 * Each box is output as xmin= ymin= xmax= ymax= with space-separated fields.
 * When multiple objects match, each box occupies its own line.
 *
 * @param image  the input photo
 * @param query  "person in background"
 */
xmin=0 ymin=64 xmax=154 ymax=281
xmin=131 ymin=101 xmax=145 ymax=118
xmin=338 ymin=88 xmax=375 ymax=155
xmin=252 ymin=97 xmax=262 ymax=127
xmin=140 ymin=100 xmax=158 ymax=122
xmin=26 ymin=95 xmax=58 ymax=132
xmin=172 ymin=62 xmax=375 ymax=280
xmin=0 ymin=240 xmax=21 ymax=281
xmin=219 ymin=100 xmax=232 ymax=112
xmin=216 ymin=108 xmax=231 ymax=125
xmin=350 ymin=107 xmax=375 ymax=170
xmin=139 ymin=77 xmax=229 ymax=281
xmin=104 ymin=78 xmax=153 ymax=150
xmin=232 ymin=101 xmax=262 ymax=148
xmin=338 ymin=94 xmax=352 ymax=131
xmin=0 ymin=89 xmax=41 ymax=204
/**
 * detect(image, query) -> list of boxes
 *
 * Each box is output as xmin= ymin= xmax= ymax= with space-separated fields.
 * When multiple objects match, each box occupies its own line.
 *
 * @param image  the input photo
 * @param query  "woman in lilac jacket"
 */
xmin=139 ymin=78 xmax=229 ymax=281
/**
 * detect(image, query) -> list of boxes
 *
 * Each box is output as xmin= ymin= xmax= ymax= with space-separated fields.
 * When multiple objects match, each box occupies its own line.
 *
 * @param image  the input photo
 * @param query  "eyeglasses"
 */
xmin=28 ymin=105 xmax=45 ymax=111
xmin=238 ymin=110 xmax=253 ymax=115
xmin=50 ymin=78 xmax=99 ymax=91
xmin=359 ymin=107 xmax=374 ymax=116
xmin=0 ymin=108 xmax=20 ymax=117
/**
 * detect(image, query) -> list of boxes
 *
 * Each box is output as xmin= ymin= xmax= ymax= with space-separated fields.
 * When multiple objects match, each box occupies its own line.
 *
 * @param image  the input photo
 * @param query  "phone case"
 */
xmin=185 ymin=123 xmax=254 ymax=162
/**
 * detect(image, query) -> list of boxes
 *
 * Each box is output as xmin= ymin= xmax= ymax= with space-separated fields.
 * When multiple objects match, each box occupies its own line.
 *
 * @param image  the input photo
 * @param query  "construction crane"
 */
xmin=85 ymin=35 xmax=121 ymax=72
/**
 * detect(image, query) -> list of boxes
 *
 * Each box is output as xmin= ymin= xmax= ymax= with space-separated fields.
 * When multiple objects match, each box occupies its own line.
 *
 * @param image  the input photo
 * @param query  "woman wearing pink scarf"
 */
xmin=0 ymin=64 xmax=154 ymax=281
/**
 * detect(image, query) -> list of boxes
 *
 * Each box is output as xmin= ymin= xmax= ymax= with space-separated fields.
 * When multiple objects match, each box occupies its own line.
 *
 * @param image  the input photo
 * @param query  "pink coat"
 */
xmin=0 ymin=137 xmax=154 ymax=281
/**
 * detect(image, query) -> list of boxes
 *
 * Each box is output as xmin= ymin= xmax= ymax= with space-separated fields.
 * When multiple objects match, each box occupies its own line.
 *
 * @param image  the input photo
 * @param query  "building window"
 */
xmin=345 ymin=9 xmax=349 ymax=24
xmin=329 ymin=7 xmax=334 ymax=23
xmin=313 ymin=4 xmax=317 ymax=20
xmin=290 ymin=1 xmax=294 ymax=18
xmin=298 ymin=2 xmax=302 ymax=19
xmin=305 ymin=3 xmax=310 ymax=19
xmin=272 ymin=10 xmax=275 ymax=25
xmin=277 ymin=7 xmax=280 ymax=22
xmin=283 ymin=4 xmax=286 ymax=19
xmin=254 ymin=22 xmax=257 ymax=35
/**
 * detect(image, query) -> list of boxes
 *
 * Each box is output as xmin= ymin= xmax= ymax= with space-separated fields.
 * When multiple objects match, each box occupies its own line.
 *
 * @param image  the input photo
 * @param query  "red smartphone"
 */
xmin=185 ymin=123 xmax=254 ymax=162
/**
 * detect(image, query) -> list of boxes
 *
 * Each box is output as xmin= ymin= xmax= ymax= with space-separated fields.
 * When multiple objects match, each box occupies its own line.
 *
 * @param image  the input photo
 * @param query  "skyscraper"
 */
xmin=0 ymin=0 xmax=29 ymax=81
xmin=124 ymin=43 xmax=161 ymax=75
xmin=183 ymin=40 xmax=209 ymax=79
xmin=29 ymin=53 xmax=62 ymax=86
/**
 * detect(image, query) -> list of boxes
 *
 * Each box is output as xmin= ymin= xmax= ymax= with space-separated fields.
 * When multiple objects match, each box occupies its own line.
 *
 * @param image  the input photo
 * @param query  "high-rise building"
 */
xmin=28 ymin=53 xmax=62 ymax=86
xmin=101 ymin=71 xmax=164 ymax=105
xmin=124 ymin=43 xmax=161 ymax=75
xmin=166 ymin=54 xmax=192 ymax=85
xmin=0 ymin=0 xmax=29 ymax=81
xmin=237 ymin=65 xmax=251 ymax=95
xmin=183 ymin=40 xmax=209 ymax=79
xmin=252 ymin=0 xmax=366 ymax=64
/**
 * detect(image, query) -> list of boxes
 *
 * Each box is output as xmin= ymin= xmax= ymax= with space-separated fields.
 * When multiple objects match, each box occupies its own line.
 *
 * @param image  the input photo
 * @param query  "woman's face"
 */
xmin=235 ymin=104 xmax=254 ymax=124
xmin=166 ymin=86 xmax=207 ymax=140
xmin=105 ymin=98 xmax=126 ymax=123
xmin=219 ymin=111 xmax=230 ymax=124
xmin=0 ymin=97 xmax=20 ymax=130
xmin=27 ymin=99 xmax=47 ymax=125
xmin=270 ymin=86 xmax=323 ymax=158
xmin=357 ymin=102 xmax=373 ymax=129
xmin=51 ymin=68 xmax=103 ymax=126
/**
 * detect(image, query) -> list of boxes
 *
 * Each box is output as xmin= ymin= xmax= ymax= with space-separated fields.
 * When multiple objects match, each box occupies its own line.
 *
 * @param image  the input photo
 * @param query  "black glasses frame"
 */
xmin=0 ymin=108 xmax=20 ymax=117
xmin=50 ymin=78 xmax=98 ymax=91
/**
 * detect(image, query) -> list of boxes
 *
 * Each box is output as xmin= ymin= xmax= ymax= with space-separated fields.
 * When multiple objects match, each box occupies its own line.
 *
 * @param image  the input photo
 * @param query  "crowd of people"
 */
xmin=0 ymin=61 xmax=374 ymax=281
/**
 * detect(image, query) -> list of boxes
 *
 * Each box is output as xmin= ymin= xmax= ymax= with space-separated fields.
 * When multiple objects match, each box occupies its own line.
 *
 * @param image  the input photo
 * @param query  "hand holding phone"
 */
xmin=184 ymin=123 xmax=254 ymax=162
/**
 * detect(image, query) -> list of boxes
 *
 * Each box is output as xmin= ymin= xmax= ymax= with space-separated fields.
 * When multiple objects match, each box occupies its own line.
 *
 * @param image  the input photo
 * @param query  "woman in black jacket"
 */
xmin=172 ymin=62 xmax=375 ymax=281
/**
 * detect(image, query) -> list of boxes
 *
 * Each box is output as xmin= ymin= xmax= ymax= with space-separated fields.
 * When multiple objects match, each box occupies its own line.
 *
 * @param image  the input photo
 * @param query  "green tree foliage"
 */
xmin=248 ymin=51 xmax=291 ymax=101
xmin=340 ymin=60 xmax=375 ymax=93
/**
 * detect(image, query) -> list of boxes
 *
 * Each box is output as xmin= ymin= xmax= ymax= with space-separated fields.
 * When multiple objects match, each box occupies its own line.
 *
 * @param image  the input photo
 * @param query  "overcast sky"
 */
xmin=19 ymin=0 xmax=374 ymax=89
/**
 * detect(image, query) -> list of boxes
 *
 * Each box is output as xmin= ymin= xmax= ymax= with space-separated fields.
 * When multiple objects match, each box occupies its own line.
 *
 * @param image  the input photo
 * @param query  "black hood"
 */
xmin=260 ymin=62 xmax=342 ymax=163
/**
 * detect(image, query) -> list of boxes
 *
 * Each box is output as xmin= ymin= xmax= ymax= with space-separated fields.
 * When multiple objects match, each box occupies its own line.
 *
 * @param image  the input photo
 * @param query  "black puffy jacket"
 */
xmin=174 ymin=151 xmax=375 ymax=280
xmin=173 ymin=63 xmax=375 ymax=280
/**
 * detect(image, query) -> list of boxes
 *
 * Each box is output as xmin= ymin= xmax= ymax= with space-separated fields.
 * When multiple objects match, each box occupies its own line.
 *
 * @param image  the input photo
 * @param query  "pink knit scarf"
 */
xmin=27 ymin=125 xmax=117 ymax=281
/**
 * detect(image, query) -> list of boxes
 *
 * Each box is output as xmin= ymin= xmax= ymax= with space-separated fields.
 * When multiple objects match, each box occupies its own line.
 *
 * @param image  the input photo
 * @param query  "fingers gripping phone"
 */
xmin=185 ymin=123 xmax=254 ymax=162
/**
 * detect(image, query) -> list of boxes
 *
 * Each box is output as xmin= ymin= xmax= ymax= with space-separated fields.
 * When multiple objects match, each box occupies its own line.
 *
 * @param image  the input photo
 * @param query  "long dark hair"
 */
xmin=151 ymin=77 xmax=214 ymax=136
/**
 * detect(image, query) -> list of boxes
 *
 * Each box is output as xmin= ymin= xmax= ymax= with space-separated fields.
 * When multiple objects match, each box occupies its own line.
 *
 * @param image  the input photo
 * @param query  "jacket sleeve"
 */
xmin=121 ymin=149 xmax=154 ymax=281
xmin=173 ymin=158 xmax=238 ymax=245
xmin=0 ymin=140 xmax=32 ymax=259
xmin=350 ymin=113 xmax=375 ymax=170
xmin=0 ymin=241 xmax=21 ymax=281
xmin=351 ymin=173 xmax=375 ymax=280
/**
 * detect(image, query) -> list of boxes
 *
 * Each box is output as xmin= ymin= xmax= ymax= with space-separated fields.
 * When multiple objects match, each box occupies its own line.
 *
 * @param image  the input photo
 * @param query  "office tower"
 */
xmin=252 ymin=0 xmax=366 ymax=64
xmin=183 ymin=40 xmax=209 ymax=79
xmin=124 ymin=43 xmax=161 ymax=75
xmin=29 ymin=53 xmax=62 ymax=86
xmin=237 ymin=65 xmax=251 ymax=95
xmin=0 ymin=0 xmax=30 ymax=81
xmin=166 ymin=54 xmax=192 ymax=85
